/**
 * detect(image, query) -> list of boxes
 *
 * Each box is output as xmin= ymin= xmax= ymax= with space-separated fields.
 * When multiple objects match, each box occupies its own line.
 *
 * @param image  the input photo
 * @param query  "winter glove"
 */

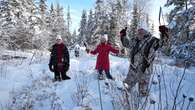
xmin=119 ymin=32 xmax=125 ymax=37
xmin=49 ymin=64 xmax=54 ymax=72
xmin=119 ymin=27 xmax=127 ymax=37
xmin=159 ymin=25 xmax=168 ymax=33
xmin=86 ymin=48 xmax=90 ymax=53
xmin=159 ymin=25 xmax=169 ymax=39
xmin=121 ymin=48 xmax=125 ymax=54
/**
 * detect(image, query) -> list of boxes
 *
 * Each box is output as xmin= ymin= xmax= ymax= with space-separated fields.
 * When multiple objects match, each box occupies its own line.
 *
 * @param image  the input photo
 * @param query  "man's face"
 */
xmin=137 ymin=29 xmax=145 ymax=40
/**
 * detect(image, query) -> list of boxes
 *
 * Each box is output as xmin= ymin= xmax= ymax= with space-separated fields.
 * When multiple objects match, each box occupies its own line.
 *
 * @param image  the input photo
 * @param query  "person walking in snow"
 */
xmin=86 ymin=34 xmax=120 ymax=80
xmin=49 ymin=35 xmax=70 ymax=81
xmin=119 ymin=27 xmax=162 ymax=96
xmin=74 ymin=44 xmax=80 ymax=57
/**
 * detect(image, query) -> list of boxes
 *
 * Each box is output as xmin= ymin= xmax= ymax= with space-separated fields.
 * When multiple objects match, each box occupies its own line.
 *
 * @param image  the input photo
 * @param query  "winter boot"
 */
xmin=139 ymin=80 xmax=149 ymax=97
xmin=139 ymin=90 xmax=149 ymax=97
xmin=61 ymin=73 xmax=71 ymax=80
xmin=54 ymin=76 xmax=61 ymax=82
xmin=64 ymin=75 xmax=71 ymax=80
xmin=98 ymin=74 xmax=104 ymax=80
xmin=106 ymin=73 xmax=114 ymax=80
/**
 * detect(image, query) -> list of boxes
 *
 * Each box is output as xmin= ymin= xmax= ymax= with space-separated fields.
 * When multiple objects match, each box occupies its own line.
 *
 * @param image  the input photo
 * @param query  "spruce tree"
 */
xmin=86 ymin=9 xmax=95 ymax=45
xmin=54 ymin=3 xmax=67 ymax=44
xmin=66 ymin=5 xmax=72 ymax=45
xmin=166 ymin=0 xmax=195 ymax=63
xmin=78 ymin=10 xmax=87 ymax=44
xmin=129 ymin=2 xmax=139 ymax=38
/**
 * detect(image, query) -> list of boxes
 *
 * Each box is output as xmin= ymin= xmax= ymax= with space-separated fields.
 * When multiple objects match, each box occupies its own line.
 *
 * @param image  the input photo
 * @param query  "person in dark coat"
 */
xmin=74 ymin=44 xmax=80 ymax=57
xmin=86 ymin=34 xmax=120 ymax=80
xmin=49 ymin=35 xmax=70 ymax=81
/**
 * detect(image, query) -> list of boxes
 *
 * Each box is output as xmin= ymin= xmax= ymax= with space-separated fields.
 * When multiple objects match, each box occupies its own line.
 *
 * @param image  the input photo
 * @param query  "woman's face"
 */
xmin=100 ymin=37 xmax=107 ymax=43
xmin=56 ymin=39 xmax=62 ymax=44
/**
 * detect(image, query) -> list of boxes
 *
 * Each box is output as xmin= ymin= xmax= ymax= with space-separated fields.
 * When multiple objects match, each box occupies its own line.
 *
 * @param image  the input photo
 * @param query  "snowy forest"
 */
xmin=0 ymin=0 xmax=195 ymax=110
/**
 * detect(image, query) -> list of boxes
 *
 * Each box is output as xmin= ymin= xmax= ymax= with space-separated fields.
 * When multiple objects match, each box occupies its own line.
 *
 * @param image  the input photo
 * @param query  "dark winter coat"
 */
xmin=49 ymin=43 xmax=69 ymax=72
xmin=90 ymin=43 xmax=119 ymax=71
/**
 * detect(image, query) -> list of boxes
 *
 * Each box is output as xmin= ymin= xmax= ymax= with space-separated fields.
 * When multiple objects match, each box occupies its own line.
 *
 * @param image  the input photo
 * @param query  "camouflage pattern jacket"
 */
xmin=121 ymin=33 xmax=159 ymax=74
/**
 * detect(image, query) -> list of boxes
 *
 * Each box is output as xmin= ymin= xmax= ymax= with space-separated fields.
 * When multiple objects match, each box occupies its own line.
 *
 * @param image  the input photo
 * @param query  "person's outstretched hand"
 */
xmin=159 ymin=25 xmax=167 ymax=33
xmin=121 ymin=48 xmax=125 ymax=54
xmin=159 ymin=25 xmax=169 ymax=38
xmin=119 ymin=27 xmax=127 ymax=38
xmin=86 ymin=48 xmax=90 ymax=53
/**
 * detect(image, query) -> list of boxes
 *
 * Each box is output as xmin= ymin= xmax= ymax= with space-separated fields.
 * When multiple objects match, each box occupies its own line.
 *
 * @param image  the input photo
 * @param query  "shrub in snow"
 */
xmin=71 ymin=73 xmax=92 ymax=109
xmin=8 ymin=73 xmax=67 ymax=110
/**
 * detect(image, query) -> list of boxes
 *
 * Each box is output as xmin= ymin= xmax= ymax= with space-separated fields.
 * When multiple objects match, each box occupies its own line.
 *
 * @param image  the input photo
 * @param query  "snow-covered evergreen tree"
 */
xmin=78 ymin=10 xmax=87 ymax=44
xmin=66 ymin=5 xmax=72 ymax=46
xmin=86 ymin=9 xmax=95 ymax=45
xmin=0 ymin=0 xmax=38 ymax=50
xmin=166 ymin=0 xmax=195 ymax=64
xmin=94 ymin=0 xmax=103 ymax=26
xmin=46 ymin=3 xmax=56 ymax=46
xmin=94 ymin=0 xmax=108 ymax=36
xmin=115 ymin=0 xmax=129 ymax=30
xmin=108 ymin=2 xmax=118 ymax=44
xmin=129 ymin=1 xmax=139 ymax=38
xmin=67 ymin=6 xmax=71 ymax=35
xmin=0 ymin=0 xmax=12 ymax=48
xmin=33 ymin=0 xmax=51 ymax=50
xmin=53 ymin=3 xmax=68 ymax=44
xmin=0 ymin=0 xmax=72 ymax=50
xmin=39 ymin=0 xmax=47 ymax=20
xmin=71 ymin=29 xmax=78 ymax=46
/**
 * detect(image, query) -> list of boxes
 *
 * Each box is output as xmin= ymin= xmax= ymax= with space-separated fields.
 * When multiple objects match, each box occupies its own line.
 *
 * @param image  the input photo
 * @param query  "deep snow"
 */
xmin=0 ymin=49 xmax=195 ymax=110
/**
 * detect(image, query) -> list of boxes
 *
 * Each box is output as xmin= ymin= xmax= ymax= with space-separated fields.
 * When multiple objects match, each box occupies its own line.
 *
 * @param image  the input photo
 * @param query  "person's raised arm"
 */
xmin=119 ymin=28 xmax=133 ymax=48
xmin=109 ymin=45 xmax=119 ymax=54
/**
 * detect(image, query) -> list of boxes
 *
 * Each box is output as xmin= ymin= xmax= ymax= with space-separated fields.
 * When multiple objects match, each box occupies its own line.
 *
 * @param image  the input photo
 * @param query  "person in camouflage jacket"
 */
xmin=119 ymin=28 xmax=160 ymax=96
xmin=49 ymin=35 xmax=70 ymax=81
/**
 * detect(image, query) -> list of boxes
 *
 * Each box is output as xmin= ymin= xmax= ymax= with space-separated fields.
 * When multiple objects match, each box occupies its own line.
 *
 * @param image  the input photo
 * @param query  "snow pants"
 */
xmin=124 ymin=65 xmax=152 ymax=94
xmin=54 ymin=65 xmax=70 ymax=81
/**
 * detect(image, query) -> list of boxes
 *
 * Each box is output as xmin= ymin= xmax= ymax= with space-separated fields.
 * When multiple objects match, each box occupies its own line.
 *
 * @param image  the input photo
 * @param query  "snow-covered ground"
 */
xmin=0 ymin=49 xmax=195 ymax=110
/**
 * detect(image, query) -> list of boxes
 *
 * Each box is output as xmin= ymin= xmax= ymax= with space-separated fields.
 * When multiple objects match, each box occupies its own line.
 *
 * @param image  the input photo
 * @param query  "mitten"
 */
xmin=86 ymin=48 xmax=90 ymax=53
xmin=121 ymin=48 xmax=125 ymax=54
